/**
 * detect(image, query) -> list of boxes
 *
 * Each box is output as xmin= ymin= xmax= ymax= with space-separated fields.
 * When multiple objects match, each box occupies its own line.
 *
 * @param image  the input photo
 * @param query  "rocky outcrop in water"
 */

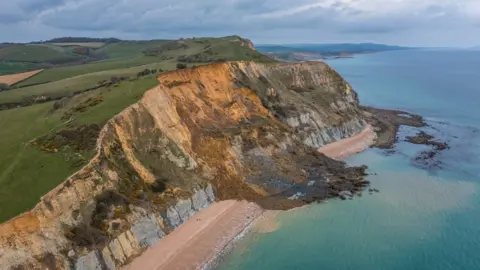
xmin=406 ymin=131 xmax=450 ymax=170
xmin=406 ymin=131 xmax=449 ymax=150
xmin=0 ymin=61 xmax=374 ymax=269
xmin=362 ymin=106 xmax=425 ymax=149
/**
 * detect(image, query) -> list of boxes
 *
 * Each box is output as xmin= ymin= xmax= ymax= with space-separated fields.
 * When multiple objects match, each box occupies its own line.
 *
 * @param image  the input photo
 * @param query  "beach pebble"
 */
xmin=287 ymin=192 xmax=305 ymax=200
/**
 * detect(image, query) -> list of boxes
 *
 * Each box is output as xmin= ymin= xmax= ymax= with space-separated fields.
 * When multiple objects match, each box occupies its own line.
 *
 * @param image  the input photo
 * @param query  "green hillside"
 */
xmin=0 ymin=35 xmax=274 ymax=223
xmin=10 ymin=37 xmax=271 ymax=97
xmin=0 ymin=44 xmax=81 ymax=64
xmin=0 ymin=62 xmax=37 ymax=75
xmin=93 ymin=40 xmax=170 ymax=58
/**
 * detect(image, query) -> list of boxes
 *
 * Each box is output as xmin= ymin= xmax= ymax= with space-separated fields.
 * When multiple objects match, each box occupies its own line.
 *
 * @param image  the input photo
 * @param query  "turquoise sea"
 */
xmin=216 ymin=50 xmax=480 ymax=270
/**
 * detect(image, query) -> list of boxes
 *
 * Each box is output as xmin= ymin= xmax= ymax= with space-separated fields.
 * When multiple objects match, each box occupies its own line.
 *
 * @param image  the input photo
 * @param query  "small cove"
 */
xmin=216 ymin=50 xmax=480 ymax=270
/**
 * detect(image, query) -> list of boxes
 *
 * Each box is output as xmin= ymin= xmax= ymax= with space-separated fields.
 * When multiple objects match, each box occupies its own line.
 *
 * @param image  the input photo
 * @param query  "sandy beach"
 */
xmin=124 ymin=201 xmax=264 ymax=270
xmin=125 ymin=125 xmax=375 ymax=270
xmin=318 ymin=124 xmax=376 ymax=160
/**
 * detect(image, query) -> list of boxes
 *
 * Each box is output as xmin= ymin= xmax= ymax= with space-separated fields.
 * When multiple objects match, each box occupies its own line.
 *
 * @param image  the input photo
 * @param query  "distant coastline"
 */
xmin=256 ymin=43 xmax=413 ymax=62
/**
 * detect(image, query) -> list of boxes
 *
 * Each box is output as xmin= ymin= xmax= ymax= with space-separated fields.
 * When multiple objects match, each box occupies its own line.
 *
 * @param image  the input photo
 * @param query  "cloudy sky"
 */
xmin=1 ymin=0 xmax=480 ymax=47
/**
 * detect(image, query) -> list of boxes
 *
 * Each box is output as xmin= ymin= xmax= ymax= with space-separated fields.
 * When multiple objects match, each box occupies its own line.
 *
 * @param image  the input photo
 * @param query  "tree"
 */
xmin=136 ymin=69 xmax=151 ymax=77
xmin=0 ymin=83 xmax=9 ymax=91
xmin=176 ymin=63 xmax=187 ymax=70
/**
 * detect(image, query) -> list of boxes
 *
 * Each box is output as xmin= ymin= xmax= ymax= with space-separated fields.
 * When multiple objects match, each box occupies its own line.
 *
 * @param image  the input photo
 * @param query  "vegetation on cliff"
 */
xmin=0 ymin=36 xmax=274 ymax=223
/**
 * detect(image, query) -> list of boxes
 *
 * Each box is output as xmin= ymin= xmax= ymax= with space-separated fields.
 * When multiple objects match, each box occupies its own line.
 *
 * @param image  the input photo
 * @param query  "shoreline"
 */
xmin=318 ymin=124 xmax=376 ymax=160
xmin=125 ymin=125 xmax=377 ymax=270
xmin=123 ymin=201 xmax=264 ymax=270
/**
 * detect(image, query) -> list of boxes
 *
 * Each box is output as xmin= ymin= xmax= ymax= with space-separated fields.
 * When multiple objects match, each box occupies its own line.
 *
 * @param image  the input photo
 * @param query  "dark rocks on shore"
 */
xmin=267 ymin=107 xmax=446 ymax=207
xmin=362 ymin=106 xmax=426 ymax=149
xmin=405 ymin=131 xmax=450 ymax=150
xmin=406 ymin=131 xmax=433 ymax=144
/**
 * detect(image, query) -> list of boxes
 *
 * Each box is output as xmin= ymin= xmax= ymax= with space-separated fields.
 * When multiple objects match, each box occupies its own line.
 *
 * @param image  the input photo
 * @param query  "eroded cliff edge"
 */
xmin=0 ymin=61 xmax=373 ymax=269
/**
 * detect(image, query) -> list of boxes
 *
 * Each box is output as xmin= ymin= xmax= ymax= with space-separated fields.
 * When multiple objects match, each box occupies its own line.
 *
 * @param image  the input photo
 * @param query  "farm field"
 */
xmin=0 ymin=69 xmax=43 ymax=86
xmin=0 ymin=62 xmax=173 ymax=103
xmin=0 ymin=62 xmax=37 ymax=75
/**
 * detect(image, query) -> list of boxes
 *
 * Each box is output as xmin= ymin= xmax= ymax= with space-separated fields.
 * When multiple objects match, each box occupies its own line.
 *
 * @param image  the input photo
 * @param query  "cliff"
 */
xmin=227 ymin=35 xmax=256 ymax=50
xmin=0 ymin=61 xmax=373 ymax=269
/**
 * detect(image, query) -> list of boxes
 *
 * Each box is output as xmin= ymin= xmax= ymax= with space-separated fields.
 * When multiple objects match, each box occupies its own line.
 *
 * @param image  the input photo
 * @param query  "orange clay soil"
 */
xmin=124 ymin=125 xmax=375 ymax=270
xmin=0 ymin=69 xmax=43 ymax=86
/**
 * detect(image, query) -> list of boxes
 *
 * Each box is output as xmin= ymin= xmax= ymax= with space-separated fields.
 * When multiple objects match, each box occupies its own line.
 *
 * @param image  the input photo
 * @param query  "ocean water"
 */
xmin=216 ymin=50 xmax=480 ymax=270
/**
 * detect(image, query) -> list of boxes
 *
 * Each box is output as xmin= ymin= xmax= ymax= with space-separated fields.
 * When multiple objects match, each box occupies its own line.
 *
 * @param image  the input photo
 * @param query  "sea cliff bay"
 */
xmin=0 ymin=58 xmax=438 ymax=270
xmin=216 ymin=50 xmax=480 ymax=270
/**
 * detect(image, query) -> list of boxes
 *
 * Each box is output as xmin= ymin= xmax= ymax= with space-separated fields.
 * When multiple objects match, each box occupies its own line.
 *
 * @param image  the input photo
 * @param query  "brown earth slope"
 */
xmin=0 ymin=61 xmax=373 ymax=270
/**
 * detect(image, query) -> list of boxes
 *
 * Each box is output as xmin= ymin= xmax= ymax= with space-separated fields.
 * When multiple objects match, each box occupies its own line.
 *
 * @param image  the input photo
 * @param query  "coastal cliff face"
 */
xmin=0 ymin=61 xmax=372 ymax=270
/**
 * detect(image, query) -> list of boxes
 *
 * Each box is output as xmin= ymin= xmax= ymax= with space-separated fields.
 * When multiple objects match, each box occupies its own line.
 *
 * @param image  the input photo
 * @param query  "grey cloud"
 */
xmin=37 ymin=0 xmax=331 ymax=32
xmin=0 ymin=0 xmax=66 ymax=24
xmin=0 ymin=0 xmax=479 ymax=46
xmin=0 ymin=13 xmax=25 ymax=24
xmin=18 ymin=0 xmax=66 ymax=13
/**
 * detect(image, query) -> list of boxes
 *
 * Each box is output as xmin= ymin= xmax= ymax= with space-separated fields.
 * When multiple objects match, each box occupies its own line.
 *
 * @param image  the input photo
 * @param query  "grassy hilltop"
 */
xmin=0 ymin=35 xmax=274 ymax=222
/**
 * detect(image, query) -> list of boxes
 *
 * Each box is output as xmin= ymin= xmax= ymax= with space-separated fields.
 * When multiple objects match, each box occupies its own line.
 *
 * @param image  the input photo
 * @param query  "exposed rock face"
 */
xmin=0 ymin=61 xmax=373 ymax=269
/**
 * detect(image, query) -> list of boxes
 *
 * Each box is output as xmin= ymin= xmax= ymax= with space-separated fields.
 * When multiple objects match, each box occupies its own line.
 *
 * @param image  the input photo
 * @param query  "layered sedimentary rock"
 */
xmin=0 ymin=61 xmax=374 ymax=269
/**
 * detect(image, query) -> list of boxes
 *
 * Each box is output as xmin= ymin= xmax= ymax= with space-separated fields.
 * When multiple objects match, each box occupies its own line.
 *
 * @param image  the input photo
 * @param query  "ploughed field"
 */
xmin=0 ymin=69 xmax=43 ymax=86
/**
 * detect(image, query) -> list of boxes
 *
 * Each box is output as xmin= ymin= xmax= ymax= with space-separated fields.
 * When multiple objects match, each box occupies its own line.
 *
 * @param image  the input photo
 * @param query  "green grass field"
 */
xmin=0 ymin=62 xmax=37 ymax=75
xmin=1 ymin=61 xmax=175 ymax=104
xmin=16 ymin=39 xmax=203 ymax=86
xmin=94 ymin=40 xmax=170 ymax=58
xmin=14 ymin=38 xmax=272 ymax=89
xmin=0 ymin=44 xmax=81 ymax=63
xmin=0 ymin=76 xmax=158 ymax=222
xmin=14 ymin=55 xmax=163 ymax=87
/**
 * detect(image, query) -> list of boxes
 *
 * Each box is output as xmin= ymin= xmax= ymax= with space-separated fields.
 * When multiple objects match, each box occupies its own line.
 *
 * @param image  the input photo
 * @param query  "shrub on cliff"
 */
xmin=0 ymin=83 xmax=9 ymax=91
xmin=176 ymin=63 xmax=187 ymax=70
xmin=72 ymin=47 xmax=90 ymax=56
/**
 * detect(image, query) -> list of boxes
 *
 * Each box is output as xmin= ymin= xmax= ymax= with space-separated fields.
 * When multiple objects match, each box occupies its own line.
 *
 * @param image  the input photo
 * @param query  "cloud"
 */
xmin=0 ymin=0 xmax=479 ymax=46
